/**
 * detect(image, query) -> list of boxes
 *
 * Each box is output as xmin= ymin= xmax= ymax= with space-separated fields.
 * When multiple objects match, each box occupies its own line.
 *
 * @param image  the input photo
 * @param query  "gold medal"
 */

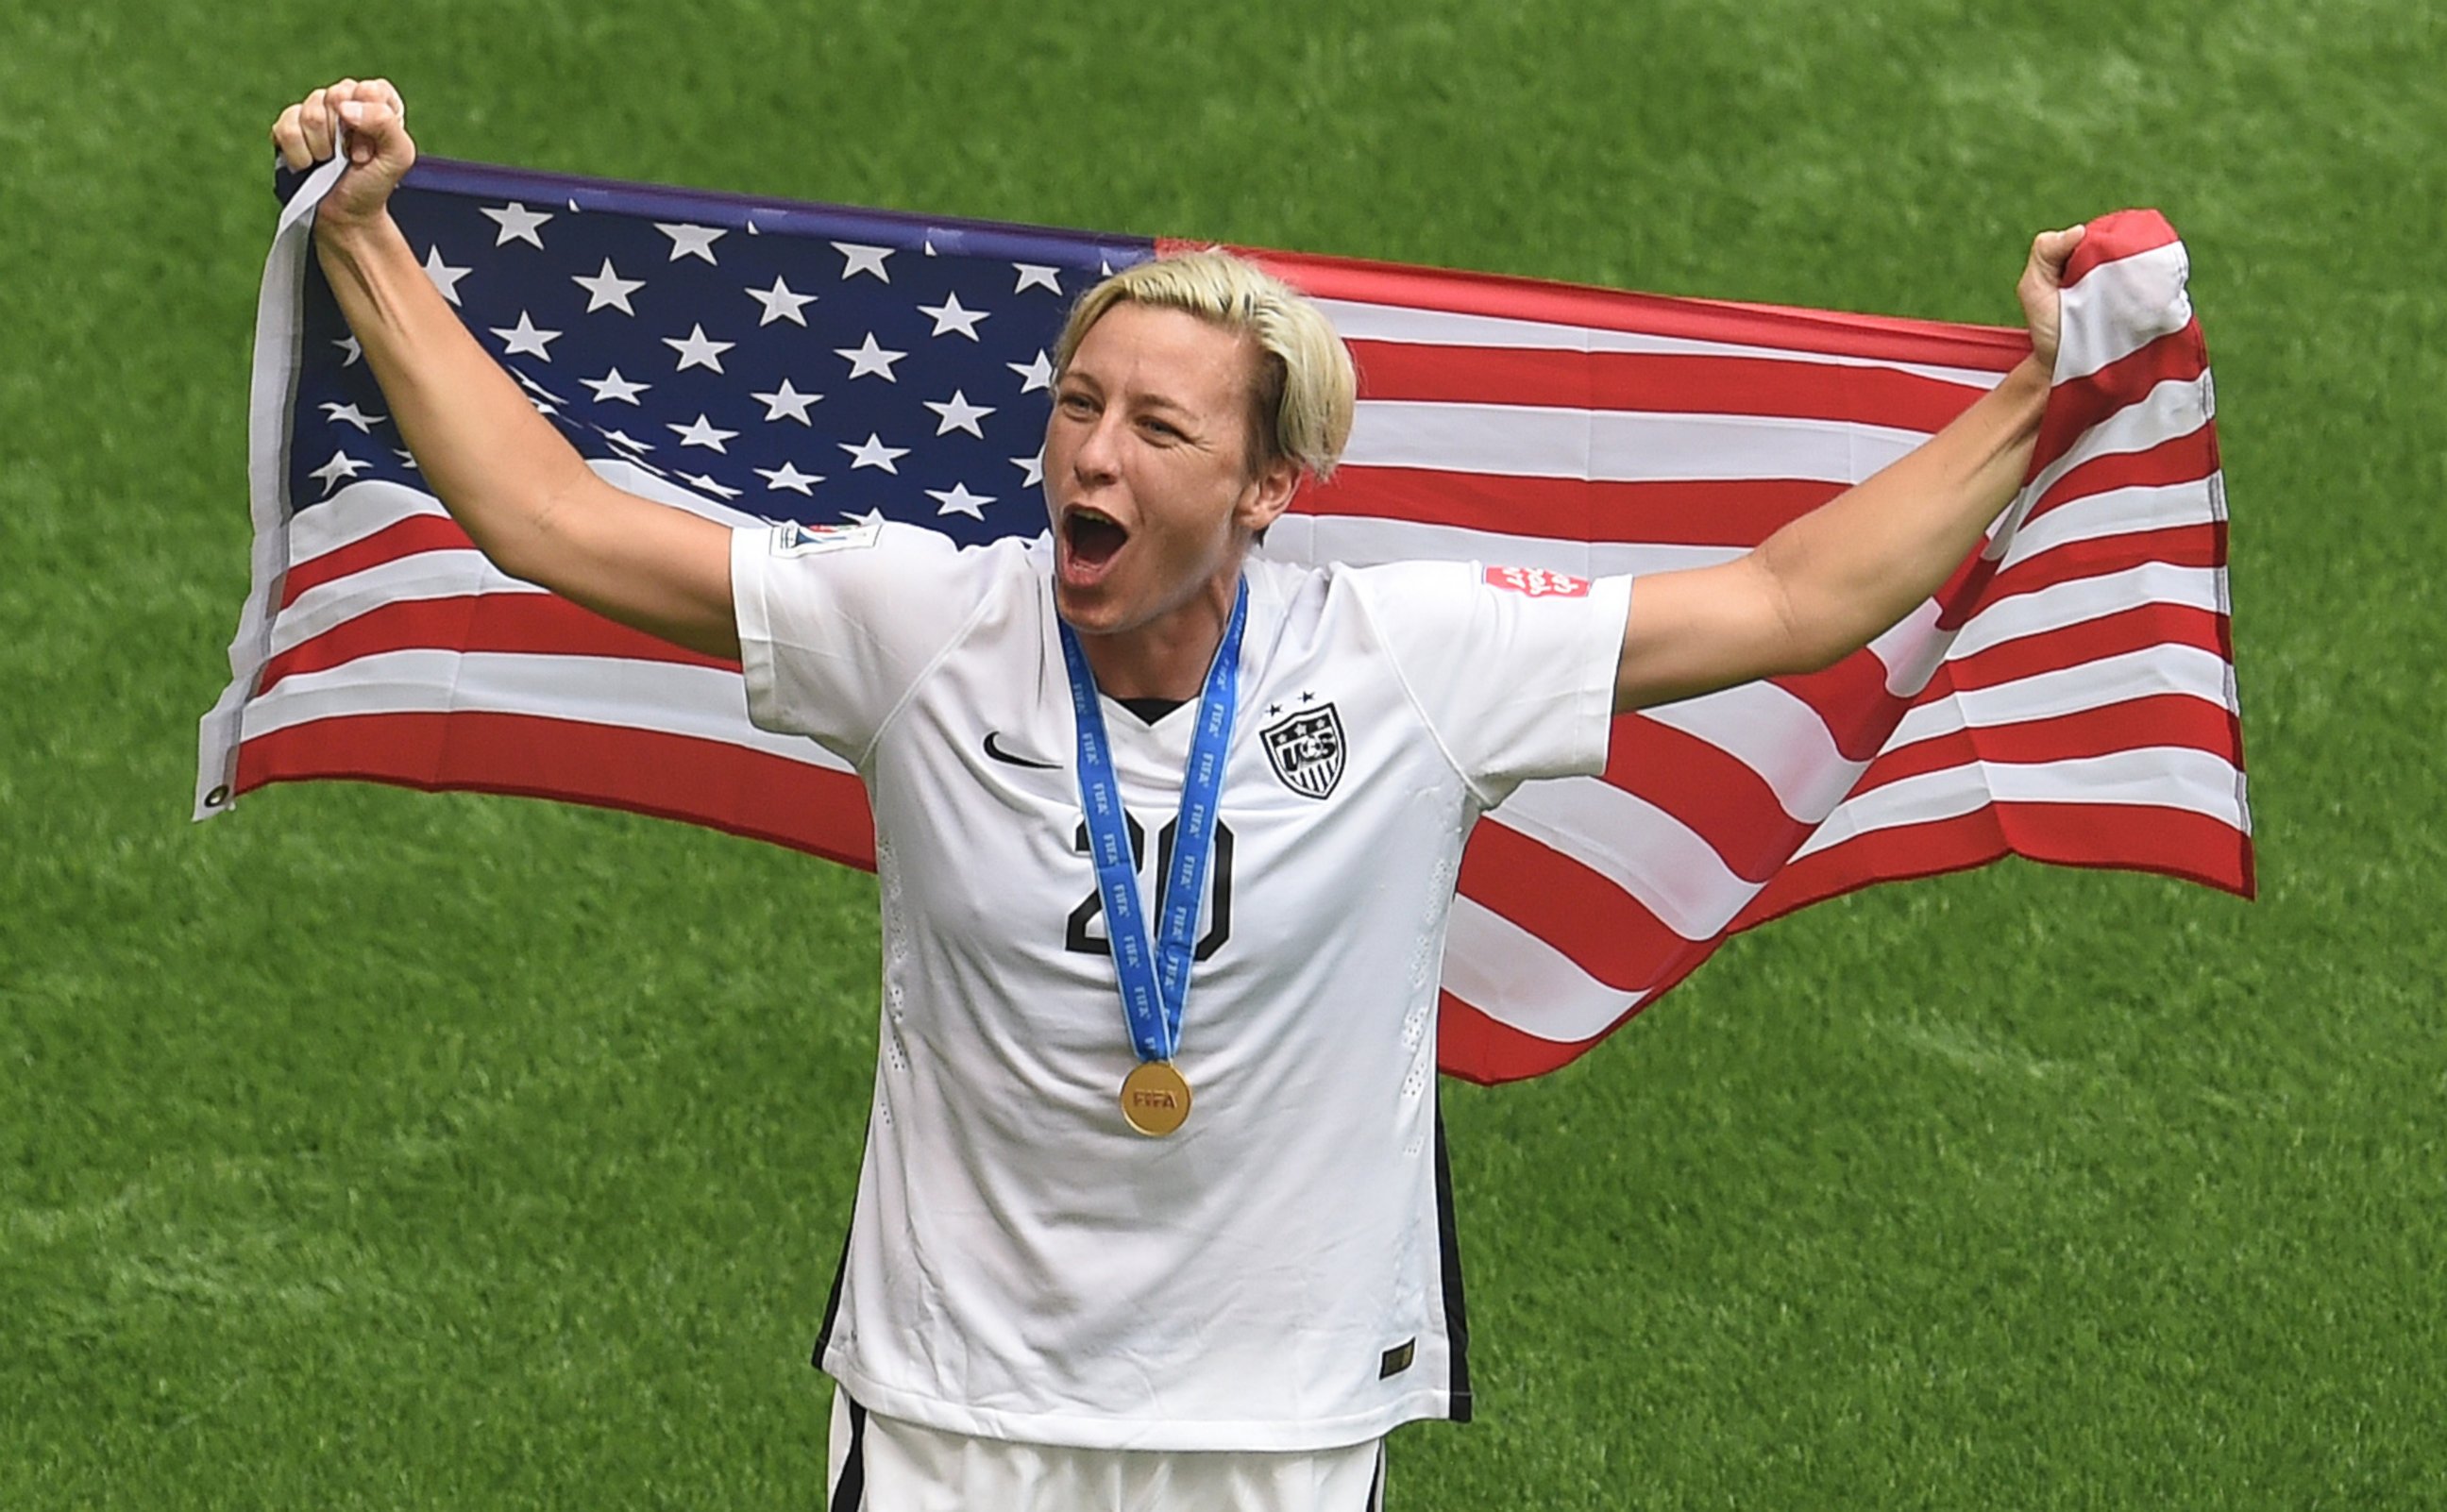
xmin=1120 ymin=1061 xmax=1193 ymax=1137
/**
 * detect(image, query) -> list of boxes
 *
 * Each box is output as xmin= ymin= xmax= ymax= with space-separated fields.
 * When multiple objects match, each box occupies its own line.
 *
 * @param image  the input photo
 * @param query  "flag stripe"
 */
xmin=1342 ymin=399 xmax=1931 ymax=483
xmin=1855 ymin=693 xmax=2242 ymax=796
xmin=1227 ymin=243 xmax=2035 ymax=371
xmin=1979 ymin=529 xmax=2228 ymax=610
xmin=1942 ymin=601 xmax=2229 ymax=695
xmin=1889 ymin=647 xmax=2239 ymax=754
xmin=236 ymin=713 xmax=875 ymax=866
xmin=1949 ymin=558 xmax=2226 ymax=660
xmin=2024 ymin=376 xmax=2215 ymax=506
xmin=2057 ymin=239 xmax=2192 ymax=379
xmin=261 ymin=592 xmax=734 ymax=691
xmin=1305 ymin=294 xmax=2024 ymax=389
xmin=2061 ymin=215 xmax=2185 ymax=286
xmin=1438 ymin=895 xmax=1648 ymax=1036
xmin=1790 ymin=747 xmax=2248 ymax=862
xmin=281 ymin=512 xmax=473 ymax=607
xmin=1296 ymin=444 xmax=2223 ymax=555
xmin=1745 ymin=800 xmax=2253 ymax=926
xmin=1438 ymin=990 xmax=1644 ymax=1086
xmin=271 ymin=551 xmax=542 ymax=663
xmin=2031 ymin=425 xmax=2222 ymax=517
xmin=2004 ymin=478 xmax=2222 ymax=568
xmin=2034 ymin=327 xmax=2211 ymax=474
xmin=1274 ymin=513 xmax=1738 ymax=579
xmin=1457 ymin=824 xmax=1710 ymax=992
xmin=239 ymin=650 xmax=836 ymax=766
xmin=1304 ymin=468 xmax=1852 ymax=546
xmin=1342 ymin=343 xmax=1992 ymax=430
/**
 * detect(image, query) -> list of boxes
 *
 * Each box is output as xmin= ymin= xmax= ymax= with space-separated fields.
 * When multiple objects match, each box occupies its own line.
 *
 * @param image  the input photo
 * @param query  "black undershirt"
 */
xmin=1116 ymin=696 xmax=1186 ymax=725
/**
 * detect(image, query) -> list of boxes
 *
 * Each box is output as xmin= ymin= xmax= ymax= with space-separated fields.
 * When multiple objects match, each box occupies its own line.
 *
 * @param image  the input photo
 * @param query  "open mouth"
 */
xmin=1062 ymin=506 xmax=1130 ymax=571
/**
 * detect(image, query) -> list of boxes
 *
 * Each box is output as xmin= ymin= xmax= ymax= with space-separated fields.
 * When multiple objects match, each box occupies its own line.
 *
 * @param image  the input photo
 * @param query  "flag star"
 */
xmin=572 ymin=258 xmax=646 ymax=314
xmin=601 ymin=428 xmax=653 ymax=452
xmin=923 ymin=390 xmax=997 ymax=438
xmin=1014 ymin=263 xmax=1062 ymax=294
xmin=1007 ymin=349 xmax=1054 ymax=393
xmin=491 ymin=312 xmax=563 ymax=360
xmin=744 ymin=276 xmax=817 ymax=327
xmin=753 ymin=461 xmax=824 ymax=496
xmin=680 ymin=471 xmax=744 ymax=500
xmin=664 ymin=324 xmax=735 ymax=373
xmin=917 ymin=291 xmax=989 ymax=340
xmin=422 ymin=246 xmax=471 ymax=305
xmin=319 ymin=401 xmax=384 ymax=433
xmin=480 ymin=201 xmax=555 ymax=248
xmin=840 ymin=506 xmax=888 ymax=529
xmin=840 ymin=433 xmax=910 ymax=473
xmin=582 ymin=367 xmax=651 ymax=406
xmin=309 ymin=449 xmax=368 ymax=493
xmin=657 ymin=222 xmax=727 ymax=263
xmin=750 ymin=378 xmax=821 ymax=424
xmin=1010 ymin=450 xmax=1045 ymax=487
xmin=1099 ymin=257 xmax=1114 ymax=277
xmin=392 ymin=448 xmax=420 ymax=471
xmin=925 ymin=482 xmax=997 ymax=520
xmin=667 ymin=414 xmax=740 ymax=452
xmin=333 ymin=334 xmax=363 ymax=365
xmin=835 ymin=332 xmax=908 ymax=381
xmin=833 ymin=242 xmax=893 ymax=281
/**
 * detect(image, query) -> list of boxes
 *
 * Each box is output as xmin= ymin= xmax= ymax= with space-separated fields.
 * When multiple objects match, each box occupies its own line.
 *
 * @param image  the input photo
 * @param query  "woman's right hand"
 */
xmin=269 ymin=78 xmax=417 ymax=232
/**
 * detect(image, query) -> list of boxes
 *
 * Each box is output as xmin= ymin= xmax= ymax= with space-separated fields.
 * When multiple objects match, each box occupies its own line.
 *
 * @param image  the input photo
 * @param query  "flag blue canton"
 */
xmin=284 ymin=156 xmax=1155 ymax=547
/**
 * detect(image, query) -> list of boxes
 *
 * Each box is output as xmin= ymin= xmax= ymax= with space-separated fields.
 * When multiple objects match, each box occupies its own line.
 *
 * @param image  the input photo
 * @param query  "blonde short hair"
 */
xmin=1052 ymin=249 xmax=1357 ymax=481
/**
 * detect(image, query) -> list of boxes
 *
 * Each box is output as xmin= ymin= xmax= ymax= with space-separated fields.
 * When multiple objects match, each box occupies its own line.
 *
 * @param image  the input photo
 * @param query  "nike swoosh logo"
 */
xmin=983 ymin=731 xmax=1059 ymax=769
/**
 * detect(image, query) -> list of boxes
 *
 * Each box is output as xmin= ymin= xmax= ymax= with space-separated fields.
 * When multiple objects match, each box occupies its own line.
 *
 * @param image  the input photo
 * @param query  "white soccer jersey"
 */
xmin=732 ymin=521 xmax=1629 ymax=1453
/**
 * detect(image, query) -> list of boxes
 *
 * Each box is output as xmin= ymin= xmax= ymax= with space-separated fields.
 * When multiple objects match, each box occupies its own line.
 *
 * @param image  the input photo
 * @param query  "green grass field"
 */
xmin=5 ymin=0 xmax=2443 ymax=1505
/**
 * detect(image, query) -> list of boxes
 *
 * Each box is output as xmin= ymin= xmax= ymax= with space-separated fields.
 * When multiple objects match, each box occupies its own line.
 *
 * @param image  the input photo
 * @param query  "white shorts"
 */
xmin=825 ymin=1389 xmax=1389 ymax=1512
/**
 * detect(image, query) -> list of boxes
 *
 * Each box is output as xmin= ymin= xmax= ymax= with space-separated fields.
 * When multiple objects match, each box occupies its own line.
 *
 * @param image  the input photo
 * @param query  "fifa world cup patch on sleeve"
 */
xmin=1484 ymin=564 xmax=1590 ymax=597
xmin=771 ymin=519 xmax=882 ymax=557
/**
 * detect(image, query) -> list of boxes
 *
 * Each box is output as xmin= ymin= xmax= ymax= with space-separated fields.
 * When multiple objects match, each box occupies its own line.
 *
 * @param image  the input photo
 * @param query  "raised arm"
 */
xmin=1611 ymin=227 xmax=2085 ymax=713
xmin=270 ymin=80 xmax=740 ymax=662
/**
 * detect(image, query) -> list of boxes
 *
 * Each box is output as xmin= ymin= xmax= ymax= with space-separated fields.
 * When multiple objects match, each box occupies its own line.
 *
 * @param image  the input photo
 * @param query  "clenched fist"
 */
xmin=270 ymin=78 xmax=416 ymax=232
xmin=2018 ymin=225 xmax=2087 ymax=373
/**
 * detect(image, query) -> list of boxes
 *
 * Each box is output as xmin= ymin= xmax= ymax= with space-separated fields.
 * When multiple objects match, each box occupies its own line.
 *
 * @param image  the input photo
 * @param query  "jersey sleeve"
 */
xmin=1347 ymin=560 xmax=1631 ymax=806
xmin=729 ymin=520 xmax=987 ymax=764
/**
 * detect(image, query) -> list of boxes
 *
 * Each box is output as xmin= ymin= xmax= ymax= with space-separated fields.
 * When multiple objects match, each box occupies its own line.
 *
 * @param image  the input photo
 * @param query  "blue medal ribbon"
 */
xmin=1057 ymin=579 xmax=1249 ymax=1066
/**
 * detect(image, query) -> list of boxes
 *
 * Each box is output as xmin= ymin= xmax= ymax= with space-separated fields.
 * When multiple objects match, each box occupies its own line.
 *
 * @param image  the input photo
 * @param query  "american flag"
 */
xmin=198 ymin=153 xmax=2252 ymax=1084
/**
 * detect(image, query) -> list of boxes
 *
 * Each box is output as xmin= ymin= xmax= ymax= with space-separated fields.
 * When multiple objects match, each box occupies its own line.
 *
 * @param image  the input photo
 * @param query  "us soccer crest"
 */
xmin=1260 ymin=702 xmax=1345 ymax=800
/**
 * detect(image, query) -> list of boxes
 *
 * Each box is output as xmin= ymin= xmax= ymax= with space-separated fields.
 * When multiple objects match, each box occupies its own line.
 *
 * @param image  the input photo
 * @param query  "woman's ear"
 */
xmin=1239 ymin=456 xmax=1303 ymax=535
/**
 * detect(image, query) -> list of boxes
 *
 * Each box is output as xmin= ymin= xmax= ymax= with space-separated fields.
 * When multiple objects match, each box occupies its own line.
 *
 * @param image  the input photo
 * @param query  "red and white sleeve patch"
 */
xmin=1484 ymin=564 xmax=1591 ymax=598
